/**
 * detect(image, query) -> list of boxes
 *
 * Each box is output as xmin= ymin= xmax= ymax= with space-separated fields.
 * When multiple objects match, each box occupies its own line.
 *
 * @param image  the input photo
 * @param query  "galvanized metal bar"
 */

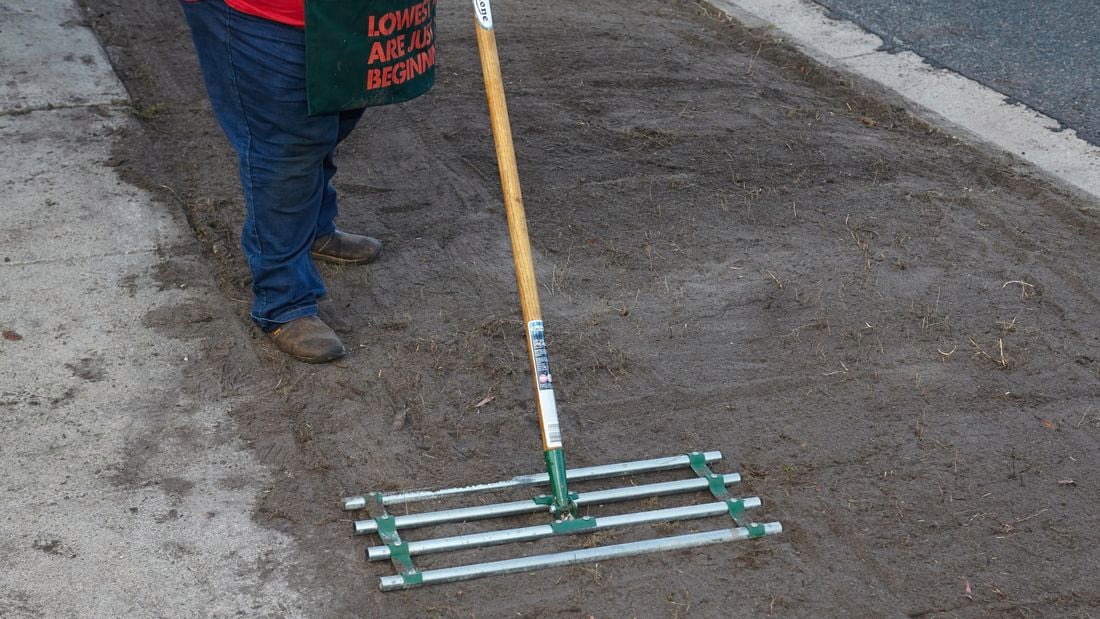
xmin=353 ymin=473 xmax=741 ymax=535
xmin=377 ymin=522 xmax=784 ymax=591
xmin=572 ymin=475 xmax=740 ymax=507
xmin=368 ymin=497 xmax=763 ymax=560
xmin=342 ymin=451 xmax=723 ymax=511
xmin=354 ymin=498 xmax=537 ymax=536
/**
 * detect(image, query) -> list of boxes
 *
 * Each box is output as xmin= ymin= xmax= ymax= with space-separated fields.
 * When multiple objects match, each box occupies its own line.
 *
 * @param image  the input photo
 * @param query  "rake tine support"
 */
xmin=353 ymin=474 xmax=741 ymax=535
xmin=342 ymin=451 xmax=724 ymax=510
xmin=377 ymin=522 xmax=783 ymax=591
xmin=368 ymin=497 xmax=763 ymax=560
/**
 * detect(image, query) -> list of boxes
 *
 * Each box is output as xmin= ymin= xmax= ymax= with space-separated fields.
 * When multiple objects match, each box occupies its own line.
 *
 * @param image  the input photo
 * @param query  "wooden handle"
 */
xmin=474 ymin=24 xmax=542 ymax=325
xmin=475 ymin=19 xmax=568 ymax=454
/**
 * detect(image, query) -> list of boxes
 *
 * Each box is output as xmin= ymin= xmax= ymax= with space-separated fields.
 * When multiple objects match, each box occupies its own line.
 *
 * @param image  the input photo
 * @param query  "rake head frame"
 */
xmin=343 ymin=452 xmax=781 ymax=591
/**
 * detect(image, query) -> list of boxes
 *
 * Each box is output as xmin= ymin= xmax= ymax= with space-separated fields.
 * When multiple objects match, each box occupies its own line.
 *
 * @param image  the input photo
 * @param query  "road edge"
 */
xmin=706 ymin=0 xmax=1100 ymax=205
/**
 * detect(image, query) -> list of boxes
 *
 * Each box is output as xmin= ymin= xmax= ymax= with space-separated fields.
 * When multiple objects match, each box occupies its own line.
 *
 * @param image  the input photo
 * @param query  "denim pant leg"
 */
xmin=179 ymin=0 xmax=351 ymax=331
xmin=317 ymin=108 xmax=367 ymax=239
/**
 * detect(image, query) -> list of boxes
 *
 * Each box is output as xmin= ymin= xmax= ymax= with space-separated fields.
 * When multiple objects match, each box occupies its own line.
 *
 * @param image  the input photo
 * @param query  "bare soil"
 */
xmin=79 ymin=0 xmax=1100 ymax=616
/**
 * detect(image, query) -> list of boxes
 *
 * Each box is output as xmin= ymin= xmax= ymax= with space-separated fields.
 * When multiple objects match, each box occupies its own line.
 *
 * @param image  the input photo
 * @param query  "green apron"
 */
xmin=304 ymin=0 xmax=437 ymax=116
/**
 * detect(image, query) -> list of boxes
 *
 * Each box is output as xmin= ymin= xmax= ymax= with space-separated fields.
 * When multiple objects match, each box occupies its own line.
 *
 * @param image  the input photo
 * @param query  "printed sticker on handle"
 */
xmin=528 ymin=321 xmax=553 ymax=391
xmin=528 ymin=321 xmax=563 ymax=449
xmin=472 ymin=0 xmax=493 ymax=30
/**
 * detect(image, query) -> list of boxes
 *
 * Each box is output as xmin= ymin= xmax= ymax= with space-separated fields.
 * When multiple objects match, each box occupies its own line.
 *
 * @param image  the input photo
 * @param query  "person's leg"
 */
xmin=179 ymin=0 xmax=340 ymax=332
xmin=310 ymin=106 xmax=382 ymax=265
xmin=316 ymin=108 xmax=366 ymax=238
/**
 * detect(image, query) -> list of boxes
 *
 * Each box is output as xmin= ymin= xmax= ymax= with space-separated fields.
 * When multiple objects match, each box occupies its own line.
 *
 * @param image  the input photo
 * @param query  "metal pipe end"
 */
xmin=353 ymin=519 xmax=377 ymax=536
xmin=744 ymin=496 xmax=762 ymax=509
xmin=379 ymin=575 xmax=406 ymax=592
xmin=366 ymin=545 xmax=390 ymax=561
xmin=343 ymin=496 xmax=367 ymax=511
xmin=762 ymin=521 xmax=783 ymax=536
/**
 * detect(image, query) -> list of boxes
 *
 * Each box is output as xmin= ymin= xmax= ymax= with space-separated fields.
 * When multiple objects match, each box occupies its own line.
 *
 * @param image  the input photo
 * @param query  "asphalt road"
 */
xmin=811 ymin=0 xmax=1100 ymax=146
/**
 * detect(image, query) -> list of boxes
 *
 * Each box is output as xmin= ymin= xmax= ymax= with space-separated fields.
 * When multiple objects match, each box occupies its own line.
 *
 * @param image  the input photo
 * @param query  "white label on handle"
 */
xmin=540 ymin=390 xmax=562 ymax=450
xmin=528 ymin=320 xmax=563 ymax=449
xmin=472 ymin=0 xmax=493 ymax=30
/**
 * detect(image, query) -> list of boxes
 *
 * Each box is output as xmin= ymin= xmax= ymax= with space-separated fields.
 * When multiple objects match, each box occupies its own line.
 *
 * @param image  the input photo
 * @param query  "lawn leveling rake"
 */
xmin=340 ymin=0 xmax=782 ymax=591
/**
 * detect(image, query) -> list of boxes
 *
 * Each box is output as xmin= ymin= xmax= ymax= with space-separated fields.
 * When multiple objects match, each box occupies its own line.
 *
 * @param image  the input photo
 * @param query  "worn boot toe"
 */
xmin=269 ymin=316 xmax=346 ymax=363
xmin=311 ymin=230 xmax=383 ymax=265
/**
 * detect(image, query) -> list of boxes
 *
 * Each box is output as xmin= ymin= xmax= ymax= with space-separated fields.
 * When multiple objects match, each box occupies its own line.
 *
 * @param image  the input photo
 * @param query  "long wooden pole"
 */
xmin=473 ymin=3 xmax=573 ymax=516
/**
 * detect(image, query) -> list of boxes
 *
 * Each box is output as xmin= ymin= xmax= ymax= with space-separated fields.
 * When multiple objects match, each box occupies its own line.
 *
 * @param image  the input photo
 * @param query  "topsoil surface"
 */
xmin=79 ymin=0 xmax=1100 ymax=616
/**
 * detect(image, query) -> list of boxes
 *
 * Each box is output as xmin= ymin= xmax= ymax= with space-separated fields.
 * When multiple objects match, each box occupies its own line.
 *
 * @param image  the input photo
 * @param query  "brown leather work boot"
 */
xmin=269 ymin=316 xmax=346 ymax=363
xmin=311 ymin=230 xmax=383 ymax=265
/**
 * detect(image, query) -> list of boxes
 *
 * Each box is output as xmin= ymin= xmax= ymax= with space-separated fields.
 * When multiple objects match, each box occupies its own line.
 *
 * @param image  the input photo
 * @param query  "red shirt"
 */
xmin=226 ymin=0 xmax=305 ymax=27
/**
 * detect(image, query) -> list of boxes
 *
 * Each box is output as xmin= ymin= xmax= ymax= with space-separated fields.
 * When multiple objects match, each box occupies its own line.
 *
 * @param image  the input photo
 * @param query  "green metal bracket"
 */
xmin=687 ymin=451 xmax=710 ymax=477
xmin=707 ymin=473 xmax=730 ymax=498
xmin=688 ymin=452 xmax=731 ymax=500
xmin=533 ymin=492 xmax=579 ymax=507
xmin=689 ymin=451 xmax=753 ymax=526
xmin=550 ymin=515 xmax=598 ymax=534
xmin=374 ymin=513 xmax=423 ymax=585
xmin=725 ymin=498 xmax=747 ymax=522
xmin=745 ymin=523 xmax=768 ymax=539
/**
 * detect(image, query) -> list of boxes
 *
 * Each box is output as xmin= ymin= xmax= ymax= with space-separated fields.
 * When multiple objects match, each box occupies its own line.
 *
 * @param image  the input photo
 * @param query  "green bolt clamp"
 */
xmin=725 ymin=498 xmax=747 ymax=523
xmin=745 ymin=523 xmax=768 ymax=539
xmin=533 ymin=491 xmax=579 ymax=507
xmin=687 ymin=451 xmax=710 ymax=478
xmin=689 ymin=452 xmax=755 ymax=527
xmin=707 ymin=473 xmax=730 ymax=498
xmin=550 ymin=515 xmax=598 ymax=534
xmin=688 ymin=453 xmax=731 ymax=500
xmin=366 ymin=491 xmax=386 ymax=510
xmin=374 ymin=513 xmax=423 ymax=585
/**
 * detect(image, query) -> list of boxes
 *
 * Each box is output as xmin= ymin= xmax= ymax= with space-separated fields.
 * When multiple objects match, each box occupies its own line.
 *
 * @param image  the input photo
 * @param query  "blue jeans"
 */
xmin=179 ymin=0 xmax=365 ymax=331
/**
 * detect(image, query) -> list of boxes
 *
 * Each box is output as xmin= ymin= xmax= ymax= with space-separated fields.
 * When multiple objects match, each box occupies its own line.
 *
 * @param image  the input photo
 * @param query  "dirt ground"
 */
xmin=79 ymin=0 xmax=1100 ymax=616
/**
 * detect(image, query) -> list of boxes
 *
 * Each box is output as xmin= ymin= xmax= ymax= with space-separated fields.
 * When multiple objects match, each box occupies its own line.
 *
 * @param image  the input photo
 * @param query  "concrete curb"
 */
xmin=707 ymin=0 xmax=1100 ymax=204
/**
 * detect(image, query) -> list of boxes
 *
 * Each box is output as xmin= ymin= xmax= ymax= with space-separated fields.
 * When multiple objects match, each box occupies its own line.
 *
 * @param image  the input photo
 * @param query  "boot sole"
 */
xmin=287 ymin=347 xmax=347 ymax=364
xmin=310 ymin=245 xmax=383 ymax=266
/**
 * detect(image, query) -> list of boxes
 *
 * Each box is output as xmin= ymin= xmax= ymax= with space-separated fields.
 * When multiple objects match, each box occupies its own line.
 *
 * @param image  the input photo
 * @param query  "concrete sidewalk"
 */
xmin=0 ymin=1 xmax=304 ymax=615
